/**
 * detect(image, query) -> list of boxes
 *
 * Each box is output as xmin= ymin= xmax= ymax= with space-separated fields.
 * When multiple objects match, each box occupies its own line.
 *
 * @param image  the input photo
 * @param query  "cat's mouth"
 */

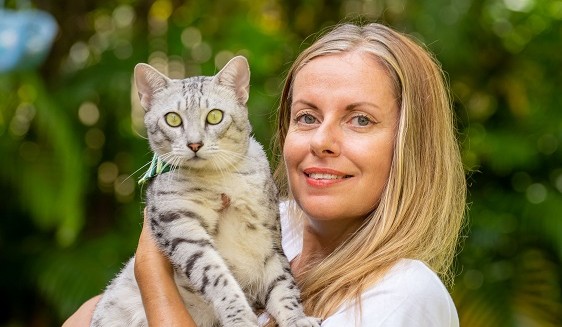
xmin=187 ymin=155 xmax=205 ymax=164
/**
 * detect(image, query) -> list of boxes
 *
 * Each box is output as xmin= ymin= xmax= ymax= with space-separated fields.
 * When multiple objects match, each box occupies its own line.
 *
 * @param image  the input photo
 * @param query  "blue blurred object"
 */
xmin=0 ymin=5 xmax=58 ymax=72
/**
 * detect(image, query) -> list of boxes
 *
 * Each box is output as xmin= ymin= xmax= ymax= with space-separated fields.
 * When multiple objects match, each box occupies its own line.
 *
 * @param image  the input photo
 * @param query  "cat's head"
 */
xmin=134 ymin=56 xmax=252 ymax=171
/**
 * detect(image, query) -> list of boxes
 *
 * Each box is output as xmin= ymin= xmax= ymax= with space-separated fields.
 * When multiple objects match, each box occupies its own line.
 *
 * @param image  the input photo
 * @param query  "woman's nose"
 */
xmin=309 ymin=122 xmax=341 ymax=157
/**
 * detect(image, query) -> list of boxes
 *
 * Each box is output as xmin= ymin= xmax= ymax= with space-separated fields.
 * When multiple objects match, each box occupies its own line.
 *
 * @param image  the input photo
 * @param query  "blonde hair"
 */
xmin=272 ymin=22 xmax=466 ymax=319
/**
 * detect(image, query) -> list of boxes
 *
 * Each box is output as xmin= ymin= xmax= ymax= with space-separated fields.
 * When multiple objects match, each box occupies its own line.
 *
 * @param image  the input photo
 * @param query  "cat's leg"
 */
xmin=148 ymin=208 xmax=259 ymax=327
xmin=261 ymin=254 xmax=321 ymax=327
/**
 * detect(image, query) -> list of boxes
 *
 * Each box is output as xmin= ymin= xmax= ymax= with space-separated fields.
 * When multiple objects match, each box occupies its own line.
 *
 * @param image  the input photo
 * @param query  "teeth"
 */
xmin=308 ymin=173 xmax=342 ymax=180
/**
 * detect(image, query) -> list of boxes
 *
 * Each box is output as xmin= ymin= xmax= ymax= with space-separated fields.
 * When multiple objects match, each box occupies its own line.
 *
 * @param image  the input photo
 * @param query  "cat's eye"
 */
xmin=165 ymin=112 xmax=182 ymax=127
xmin=206 ymin=109 xmax=223 ymax=125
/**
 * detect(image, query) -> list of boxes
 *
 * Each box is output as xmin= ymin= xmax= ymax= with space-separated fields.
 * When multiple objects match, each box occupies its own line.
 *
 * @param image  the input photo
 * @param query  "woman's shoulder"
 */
xmin=364 ymin=258 xmax=455 ymax=306
xmin=381 ymin=259 xmax=450 ymax=295
xmin=323 ymin=259 xmax=459 ymax=327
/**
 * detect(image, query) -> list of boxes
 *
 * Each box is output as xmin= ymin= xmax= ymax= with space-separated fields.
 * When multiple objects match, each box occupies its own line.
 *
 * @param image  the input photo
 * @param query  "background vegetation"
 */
xmin=1 ymin=0 xmax=561 ymax=326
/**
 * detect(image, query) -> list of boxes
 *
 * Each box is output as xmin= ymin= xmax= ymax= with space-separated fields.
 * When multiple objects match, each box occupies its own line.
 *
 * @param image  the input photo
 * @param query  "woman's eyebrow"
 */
xmin=345 ymin=102 xmax=381 ymax=111
xmin=290 ymin=100 xmax=382 ymax=114
xmin=290 ymin=99 xmax=318 ymax=109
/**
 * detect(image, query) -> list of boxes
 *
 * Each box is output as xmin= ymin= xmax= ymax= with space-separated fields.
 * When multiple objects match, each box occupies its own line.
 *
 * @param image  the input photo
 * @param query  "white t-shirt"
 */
xmin=277 ymin=204 xmax=460 ymax=327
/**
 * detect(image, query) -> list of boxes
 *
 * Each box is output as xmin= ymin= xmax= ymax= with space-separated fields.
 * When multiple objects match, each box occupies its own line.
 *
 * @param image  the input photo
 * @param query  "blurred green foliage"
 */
xmin=0 ymin=0 xmax=561 ymax=326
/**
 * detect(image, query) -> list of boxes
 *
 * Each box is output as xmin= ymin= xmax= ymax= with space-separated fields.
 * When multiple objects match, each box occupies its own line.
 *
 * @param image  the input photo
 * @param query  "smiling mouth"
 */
xmin=306 ymin=173 xmax=352 ymax=180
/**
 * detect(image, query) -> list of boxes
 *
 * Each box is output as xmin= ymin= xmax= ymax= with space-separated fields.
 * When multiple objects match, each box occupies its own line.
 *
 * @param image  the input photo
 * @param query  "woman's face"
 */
xmin=284 ymin=50 xmax=399 ymax=223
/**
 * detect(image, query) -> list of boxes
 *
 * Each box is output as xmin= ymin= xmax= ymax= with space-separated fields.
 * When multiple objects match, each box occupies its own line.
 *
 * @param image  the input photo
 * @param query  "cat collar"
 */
xmin=138 ymin=154 xmax=173 ymax=185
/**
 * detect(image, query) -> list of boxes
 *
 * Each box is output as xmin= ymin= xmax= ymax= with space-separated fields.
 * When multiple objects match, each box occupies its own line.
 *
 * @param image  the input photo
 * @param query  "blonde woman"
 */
xmin=65 ymin=22 xmax=466 ymax=326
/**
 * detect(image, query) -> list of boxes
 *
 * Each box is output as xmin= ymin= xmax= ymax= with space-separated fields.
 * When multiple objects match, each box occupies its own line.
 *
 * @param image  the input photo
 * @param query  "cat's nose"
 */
xmin=188 ymin=142 xmax=203 ymax=152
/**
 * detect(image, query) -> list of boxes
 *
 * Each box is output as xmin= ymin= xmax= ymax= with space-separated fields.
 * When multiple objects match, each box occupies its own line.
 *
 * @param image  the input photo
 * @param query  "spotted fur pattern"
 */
xmin=90 ymin=56 xmax=320 ymax=327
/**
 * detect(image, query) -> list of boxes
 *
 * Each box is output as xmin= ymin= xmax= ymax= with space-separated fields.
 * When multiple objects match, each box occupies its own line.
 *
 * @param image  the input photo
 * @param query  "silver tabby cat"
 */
xmin=90 ymin=56 xmax=320 ymax=327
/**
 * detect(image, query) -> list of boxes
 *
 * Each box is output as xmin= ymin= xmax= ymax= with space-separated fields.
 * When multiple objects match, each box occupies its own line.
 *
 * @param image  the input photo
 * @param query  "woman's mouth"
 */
xmin=303 ymin=168 xmax=353 ymax=187
xmin=306 ymin=173 xmax=351 ymax=180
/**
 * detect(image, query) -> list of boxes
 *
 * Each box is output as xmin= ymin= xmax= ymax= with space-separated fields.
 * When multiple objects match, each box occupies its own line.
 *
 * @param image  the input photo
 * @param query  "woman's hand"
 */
xmin=135 ymin=208 xmax=197 ymax=327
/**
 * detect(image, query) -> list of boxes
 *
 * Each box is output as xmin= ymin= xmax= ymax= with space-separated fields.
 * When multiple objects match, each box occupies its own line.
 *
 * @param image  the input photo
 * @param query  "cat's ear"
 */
xmin=213 ymin=56 xmax=250 ymax=105
xmin=134 ymin=63 xmax=170 ymax=111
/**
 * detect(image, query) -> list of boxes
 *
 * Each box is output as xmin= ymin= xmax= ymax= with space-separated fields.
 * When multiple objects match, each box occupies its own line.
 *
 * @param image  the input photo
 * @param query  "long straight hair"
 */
xmin=272 ymin=22 xmax=467 ymax=319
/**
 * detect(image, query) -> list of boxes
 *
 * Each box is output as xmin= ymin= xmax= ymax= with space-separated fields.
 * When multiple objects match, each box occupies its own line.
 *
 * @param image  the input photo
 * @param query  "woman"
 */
xmin=65 ymin=22 xmax=466 ymax=326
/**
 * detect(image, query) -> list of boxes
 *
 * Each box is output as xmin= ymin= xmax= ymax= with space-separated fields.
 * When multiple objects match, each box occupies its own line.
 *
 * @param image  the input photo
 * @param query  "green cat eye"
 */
xmin=206 ymin=109 xmax=223 ymax=125
xmin=165 ymin=112 xmax=182 ymax=127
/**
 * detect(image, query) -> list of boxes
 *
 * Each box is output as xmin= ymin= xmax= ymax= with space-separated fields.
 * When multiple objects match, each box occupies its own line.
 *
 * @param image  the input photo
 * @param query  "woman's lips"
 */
xmin=303 ymin=168 xmax=352 ymax=187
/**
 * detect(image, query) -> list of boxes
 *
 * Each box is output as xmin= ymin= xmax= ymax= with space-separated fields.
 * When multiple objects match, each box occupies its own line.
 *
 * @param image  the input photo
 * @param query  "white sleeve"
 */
xmin=321 ymin=260 xmax=459 ymax=327
xmin=279 ymin=200 xmax=302 ymax=262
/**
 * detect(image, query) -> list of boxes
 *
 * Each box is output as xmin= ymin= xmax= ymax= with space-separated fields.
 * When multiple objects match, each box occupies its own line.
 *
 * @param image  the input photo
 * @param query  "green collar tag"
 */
xmin=138 ymin=154 xmax=173 ymax=185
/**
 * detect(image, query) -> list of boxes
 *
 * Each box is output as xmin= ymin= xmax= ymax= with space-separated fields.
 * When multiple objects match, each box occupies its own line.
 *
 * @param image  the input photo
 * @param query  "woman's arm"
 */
xmin=62 ymin=295 xmax=101 ymax=327
xmin=135 ymin=209 xmax=197 ymax=327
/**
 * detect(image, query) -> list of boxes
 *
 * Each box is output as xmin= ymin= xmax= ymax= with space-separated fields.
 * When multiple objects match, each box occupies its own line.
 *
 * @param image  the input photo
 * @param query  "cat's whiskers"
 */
xmin=221 ymin=148 xmax=248 ymax=160
xmin=209 ymin=154 xmax=230 ymax=181
xmin=132 ymin=129 xmax=149 ymax=140
xmin=160 ymin=152 xmax=183 ymax=184
xmin=122 ymin=154 xmax=158 ymax=185
xmin=209 ymin=149 xmax=248 ymax=181
xmin=161 ymin=151 xmax=182 ymax=168
xmin=216 ymin=149 xmax=248 ymax=171
xmin=169 ymin=156 xmax=185 ymax=182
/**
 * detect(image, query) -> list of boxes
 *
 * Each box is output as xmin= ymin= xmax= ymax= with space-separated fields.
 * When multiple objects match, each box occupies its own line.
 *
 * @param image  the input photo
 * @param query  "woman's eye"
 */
xmin=297 ymin=113 xmax=317 ymax=124
xmin=351 ymin=115 xmax=372 ymax=126
xmin=165 ymin=112 xmax=182 ymax=127
xmin=206 ymin=109 xmax=223 ymax=125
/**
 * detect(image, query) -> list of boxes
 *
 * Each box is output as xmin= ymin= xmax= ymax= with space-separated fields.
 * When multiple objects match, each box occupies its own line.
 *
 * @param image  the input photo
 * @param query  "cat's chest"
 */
xmin=174 ymin=171 xmax=275 ymax=281
xmin=182 ymin=170 xmax=261 ymax=198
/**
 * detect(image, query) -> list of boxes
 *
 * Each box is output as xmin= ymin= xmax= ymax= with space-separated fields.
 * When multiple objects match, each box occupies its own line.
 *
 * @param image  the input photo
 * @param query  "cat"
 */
xmin=90 ymin=56 xmax=320 ymax=327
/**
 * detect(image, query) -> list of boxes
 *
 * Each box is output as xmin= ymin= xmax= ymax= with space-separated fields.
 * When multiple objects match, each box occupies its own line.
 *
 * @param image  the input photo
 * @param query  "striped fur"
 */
xmin=91 ymin=56 xmax=320 ymax=327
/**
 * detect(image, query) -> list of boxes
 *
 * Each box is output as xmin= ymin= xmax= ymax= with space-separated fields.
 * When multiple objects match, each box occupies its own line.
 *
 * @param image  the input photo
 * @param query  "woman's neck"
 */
xmin=291 ymin=216 xmax=364 ymax=275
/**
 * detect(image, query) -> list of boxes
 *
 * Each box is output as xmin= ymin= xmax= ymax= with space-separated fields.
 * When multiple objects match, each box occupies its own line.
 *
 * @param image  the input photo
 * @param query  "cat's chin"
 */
xmin=183 ymin=161 xmax=238 ymax=173
xmin=180 ymin=158 xmax=215 ymax=171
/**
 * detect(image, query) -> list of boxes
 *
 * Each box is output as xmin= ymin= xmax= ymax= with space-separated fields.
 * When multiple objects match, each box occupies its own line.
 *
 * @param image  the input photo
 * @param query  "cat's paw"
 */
xmin=228 ymin=315 xmax=259 ymax=327
xmin=291 ymin=316 xmax=322 ymax=327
